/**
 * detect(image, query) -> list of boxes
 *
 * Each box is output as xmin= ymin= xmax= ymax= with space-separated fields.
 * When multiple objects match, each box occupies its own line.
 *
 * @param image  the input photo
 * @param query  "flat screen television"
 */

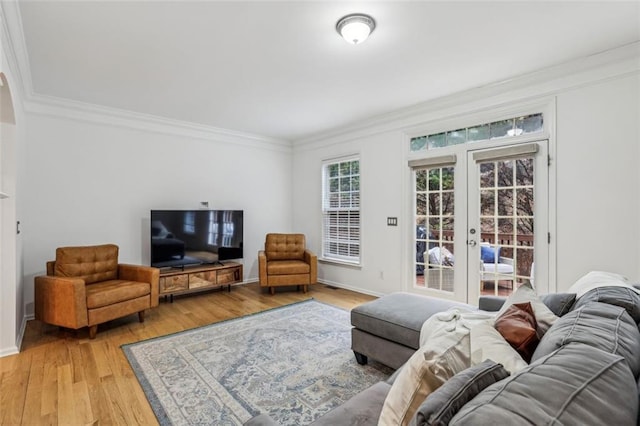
xmin=150 ymin=210 xmax=243 ymax=268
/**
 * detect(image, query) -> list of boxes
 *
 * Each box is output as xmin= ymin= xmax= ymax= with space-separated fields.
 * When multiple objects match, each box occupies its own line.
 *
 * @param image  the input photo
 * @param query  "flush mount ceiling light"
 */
xmin=336 ymin=13 xmax=376 ymax=45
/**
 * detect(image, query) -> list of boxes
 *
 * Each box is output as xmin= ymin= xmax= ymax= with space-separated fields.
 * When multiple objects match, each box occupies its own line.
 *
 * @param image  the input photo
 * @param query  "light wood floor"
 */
xmin=0 ymin=282 xmax=377 ymax=425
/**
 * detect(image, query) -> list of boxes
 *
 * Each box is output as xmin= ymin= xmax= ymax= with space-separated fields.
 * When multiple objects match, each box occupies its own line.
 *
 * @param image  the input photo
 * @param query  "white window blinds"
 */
xmin=322 ymin=156 xmax=360 ymax=264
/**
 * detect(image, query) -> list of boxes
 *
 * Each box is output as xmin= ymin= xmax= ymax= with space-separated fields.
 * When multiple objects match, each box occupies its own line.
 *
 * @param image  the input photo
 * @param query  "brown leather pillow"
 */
xmin=494 ymin=302 xmax=539 ymax=362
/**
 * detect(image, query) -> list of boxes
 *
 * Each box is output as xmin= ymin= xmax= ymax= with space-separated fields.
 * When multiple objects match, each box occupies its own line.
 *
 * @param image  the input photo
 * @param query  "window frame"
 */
xmin=321 ymin=155 xmax=361 ymax=265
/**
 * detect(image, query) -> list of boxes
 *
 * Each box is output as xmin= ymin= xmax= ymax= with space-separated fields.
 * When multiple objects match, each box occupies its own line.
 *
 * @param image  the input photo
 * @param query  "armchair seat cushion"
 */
xmin=266 ymin=259 xmax=311 ymax=275
xmin=86 ymin=280 xmax=151 ymax=309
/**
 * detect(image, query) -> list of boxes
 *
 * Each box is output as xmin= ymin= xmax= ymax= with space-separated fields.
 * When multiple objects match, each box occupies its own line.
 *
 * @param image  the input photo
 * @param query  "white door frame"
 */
xmin=403 ymin=98 xmax=557 ymax=301
xmin=466 ymin=140 xmax=550 ymax=303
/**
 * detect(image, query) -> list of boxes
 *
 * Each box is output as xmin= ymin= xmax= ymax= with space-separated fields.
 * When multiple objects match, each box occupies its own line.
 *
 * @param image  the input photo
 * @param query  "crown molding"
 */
xmin=294 ymin=41 xmax=640 ymax=151
xmin=23 ymin=94 xmax=293 ymax=152
xmin=1 ymin=1 xmax=291 ymax=152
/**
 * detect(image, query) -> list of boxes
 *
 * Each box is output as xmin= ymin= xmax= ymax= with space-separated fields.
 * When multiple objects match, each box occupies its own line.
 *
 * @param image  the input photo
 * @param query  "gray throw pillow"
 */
xmin=531 ymin=302 xmax=640 ymax=377
xmin=450 ymin=343 xmax=638 ymax=426
xmin=539 ymin=293 xmax=576 ymax=317
xmin=409 ymin=360 xmax=509 ymax=426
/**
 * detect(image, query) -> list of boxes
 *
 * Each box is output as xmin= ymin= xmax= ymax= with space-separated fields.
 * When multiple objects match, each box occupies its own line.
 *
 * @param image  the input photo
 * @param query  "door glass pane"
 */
xmin=480 ymin=190 xmax=495 ymax=215
xmin=479 ymin=156 xmax=535 ymax=297
xmin=479 ymin=163 xmax=495 ymax=187
xmin=415 ymin=166 xmax=455 ymax=292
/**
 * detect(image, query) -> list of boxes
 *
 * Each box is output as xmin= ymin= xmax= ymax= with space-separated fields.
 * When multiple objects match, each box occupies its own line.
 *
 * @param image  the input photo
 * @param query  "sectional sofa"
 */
xmin=247 ymin=274 xmax=640 ymax=425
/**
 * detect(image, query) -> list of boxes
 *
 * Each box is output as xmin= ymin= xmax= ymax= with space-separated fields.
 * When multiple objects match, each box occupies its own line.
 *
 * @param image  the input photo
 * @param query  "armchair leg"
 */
xmin=89 ymin=325 xmax=98 ymax=339
xmin=269 ymin=286 xmax=275 ymax=295
xmin=303 ymin=285 xmax=308 ymax=293
xmin=138 ymin=310 xmax=145 ymax=323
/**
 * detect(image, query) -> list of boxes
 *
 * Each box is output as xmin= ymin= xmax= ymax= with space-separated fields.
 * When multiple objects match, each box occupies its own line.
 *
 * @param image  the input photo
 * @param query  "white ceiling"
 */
xmin=17 ymin=1 xmax=640 ymax=141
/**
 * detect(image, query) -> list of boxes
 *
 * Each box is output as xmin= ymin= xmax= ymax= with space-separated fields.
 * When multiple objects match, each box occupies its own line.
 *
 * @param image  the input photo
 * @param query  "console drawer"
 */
xmin=217 ymin=267 xmax=240 ymax=284
xmin=160 ymin=274 xmax=188 ymax=292
xmin=189 ymin=270 xmax=217 ymax=289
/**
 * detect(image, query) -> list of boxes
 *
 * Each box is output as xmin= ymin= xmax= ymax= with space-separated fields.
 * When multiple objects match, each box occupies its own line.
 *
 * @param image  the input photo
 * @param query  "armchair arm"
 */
xmin=34 ymin=275 xmax=88 ymax=328
xmin=258 ymin=251 xmax=268 ymax=285
xmin=118 ymin=264 xmax=160 ymax=308
xmin=304 ymin=249 xmax=318 ymax=284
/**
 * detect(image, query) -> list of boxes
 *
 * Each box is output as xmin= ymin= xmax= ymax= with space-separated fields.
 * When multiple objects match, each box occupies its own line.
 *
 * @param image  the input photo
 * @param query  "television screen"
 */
xmin=150 ymin=210 xmax=243 ymax=268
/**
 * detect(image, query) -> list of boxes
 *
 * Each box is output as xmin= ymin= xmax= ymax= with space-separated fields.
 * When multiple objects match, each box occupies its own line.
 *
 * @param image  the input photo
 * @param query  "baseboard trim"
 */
xmin=0 ymin=345 xmax=19 ymax=358
xmin=317 ymin=279 xmax=385 ymax=298
xmin=0 ymin=313 xmax=31 ymax=358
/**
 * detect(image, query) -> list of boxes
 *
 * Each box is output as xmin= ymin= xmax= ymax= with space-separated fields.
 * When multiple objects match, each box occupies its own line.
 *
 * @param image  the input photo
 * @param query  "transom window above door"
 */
xmin=410 ymin=113 xmax=543 ymax=152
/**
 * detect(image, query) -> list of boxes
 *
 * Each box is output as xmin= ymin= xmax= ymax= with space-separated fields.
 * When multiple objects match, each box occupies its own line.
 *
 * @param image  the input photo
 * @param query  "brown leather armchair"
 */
xmin=258 ymin=233 xmax=317 ymax=295
xmin=34 ymin=244 xmax=160 ymax=339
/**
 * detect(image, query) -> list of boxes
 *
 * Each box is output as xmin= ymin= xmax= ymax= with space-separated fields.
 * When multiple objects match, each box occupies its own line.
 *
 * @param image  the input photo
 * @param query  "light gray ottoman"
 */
xmin=351 ymin=292 xmax=474 ymax=369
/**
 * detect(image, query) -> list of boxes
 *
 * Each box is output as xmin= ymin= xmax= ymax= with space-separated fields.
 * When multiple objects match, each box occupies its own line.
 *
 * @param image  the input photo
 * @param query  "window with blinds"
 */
xmin=322 ymin=157 xmax=360 ymax=264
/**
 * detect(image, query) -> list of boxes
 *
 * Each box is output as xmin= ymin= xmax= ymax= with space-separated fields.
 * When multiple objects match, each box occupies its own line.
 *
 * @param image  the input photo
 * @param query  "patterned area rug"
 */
xmin=122 ymin=299 xmax=392 ymax=425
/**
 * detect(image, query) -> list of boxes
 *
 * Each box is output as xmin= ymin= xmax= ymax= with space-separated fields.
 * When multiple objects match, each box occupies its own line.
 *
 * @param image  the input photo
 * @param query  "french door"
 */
xmin=413 ymin=140 xmax=549 ymax=304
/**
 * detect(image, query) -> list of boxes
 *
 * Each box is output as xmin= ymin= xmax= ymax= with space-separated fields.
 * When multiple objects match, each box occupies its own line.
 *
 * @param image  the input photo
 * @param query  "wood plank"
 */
xmin=56 ymin=364 xmax=75 ymax=423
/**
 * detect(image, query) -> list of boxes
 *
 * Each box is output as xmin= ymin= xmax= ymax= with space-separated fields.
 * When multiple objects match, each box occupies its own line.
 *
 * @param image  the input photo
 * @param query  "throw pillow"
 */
xmin=378 ymin=334 xmax=469 ymax=426
xmin=427 ymin=247 xmax=454 ymax=266
xmin=469 ymin=321 xmax=528 ymax=374
xmin=539 ymin=293 xmax=576 ymax=317
xmin=494 ymin=283 xmax=558 ymax=336
xmin=567 ymin=270 xmax=638 ymax=298
xmin=493 ymin=302 xmax=539 ymax=362
xmin=409 ymin=360 xmax=509 ymax=426
xmin=480 ymin=245 xmax=499 ymax=263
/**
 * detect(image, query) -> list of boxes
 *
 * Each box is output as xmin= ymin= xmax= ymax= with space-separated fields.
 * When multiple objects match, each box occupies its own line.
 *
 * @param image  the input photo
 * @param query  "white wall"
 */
xmin=292 ymin=131 xmax=405 ymax=296
xmin=293 ymin=63 xmax=640 ymax=297
xmin=556 ymin=74 xmax=640 ymax=286
xmin=21 ymin=113 xmax=293 ymax=316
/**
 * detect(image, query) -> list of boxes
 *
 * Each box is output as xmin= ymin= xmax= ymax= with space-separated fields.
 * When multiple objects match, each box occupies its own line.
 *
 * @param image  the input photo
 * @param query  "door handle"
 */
xmin=468 ymin=240 xmax=477 ymax=247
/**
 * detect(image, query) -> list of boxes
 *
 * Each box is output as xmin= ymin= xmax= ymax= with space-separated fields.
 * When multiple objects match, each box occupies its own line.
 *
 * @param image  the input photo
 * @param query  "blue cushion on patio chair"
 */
xmin=481 ymin=245 xmax=500 ymax=263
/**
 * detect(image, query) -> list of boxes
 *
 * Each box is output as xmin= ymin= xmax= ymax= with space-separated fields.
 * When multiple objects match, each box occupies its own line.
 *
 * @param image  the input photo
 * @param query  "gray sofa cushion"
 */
xmin=308 ymin=381 xmax=391 ymax=425
xmin=409 ymin=360 xmax=509 ymax=426
xmin=449 ymin=343 xmax=638 ymax=425
xmin=572 ymin=286 xmax=640 ymax=324
xmin=351 ymin=293 xmax=473 ymax=349
xmin=531 ymin=302 xmax=640 ymax=377
xmin=539 ymin=292 xmax=576 ymax=317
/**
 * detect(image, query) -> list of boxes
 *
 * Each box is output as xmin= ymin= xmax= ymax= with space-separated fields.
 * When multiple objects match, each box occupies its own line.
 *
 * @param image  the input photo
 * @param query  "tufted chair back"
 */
xmin=265 ymin=234 xmax=305 ymax=261
xmin=53 ymin=244 xmax=119 ymax=284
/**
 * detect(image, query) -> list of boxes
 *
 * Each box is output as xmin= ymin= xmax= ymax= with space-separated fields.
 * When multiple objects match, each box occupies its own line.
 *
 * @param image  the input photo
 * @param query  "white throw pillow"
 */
xmin=378 ymin=333 xmax=470 ymax=426
xmin=567 ymin=270 xmax=638 ymax=298
xmin=495 ymin=283 xmax=558 ymax=336
xmin=470 ymin=321 xmax=528 ymax=374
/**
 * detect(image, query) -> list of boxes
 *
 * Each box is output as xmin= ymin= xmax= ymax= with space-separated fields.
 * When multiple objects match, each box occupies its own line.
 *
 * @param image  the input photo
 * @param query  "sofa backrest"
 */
xmin=54 ymin=244 xmax=119 ymax=284
xmin=265 ymin=234 xmax=305 ymax=261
